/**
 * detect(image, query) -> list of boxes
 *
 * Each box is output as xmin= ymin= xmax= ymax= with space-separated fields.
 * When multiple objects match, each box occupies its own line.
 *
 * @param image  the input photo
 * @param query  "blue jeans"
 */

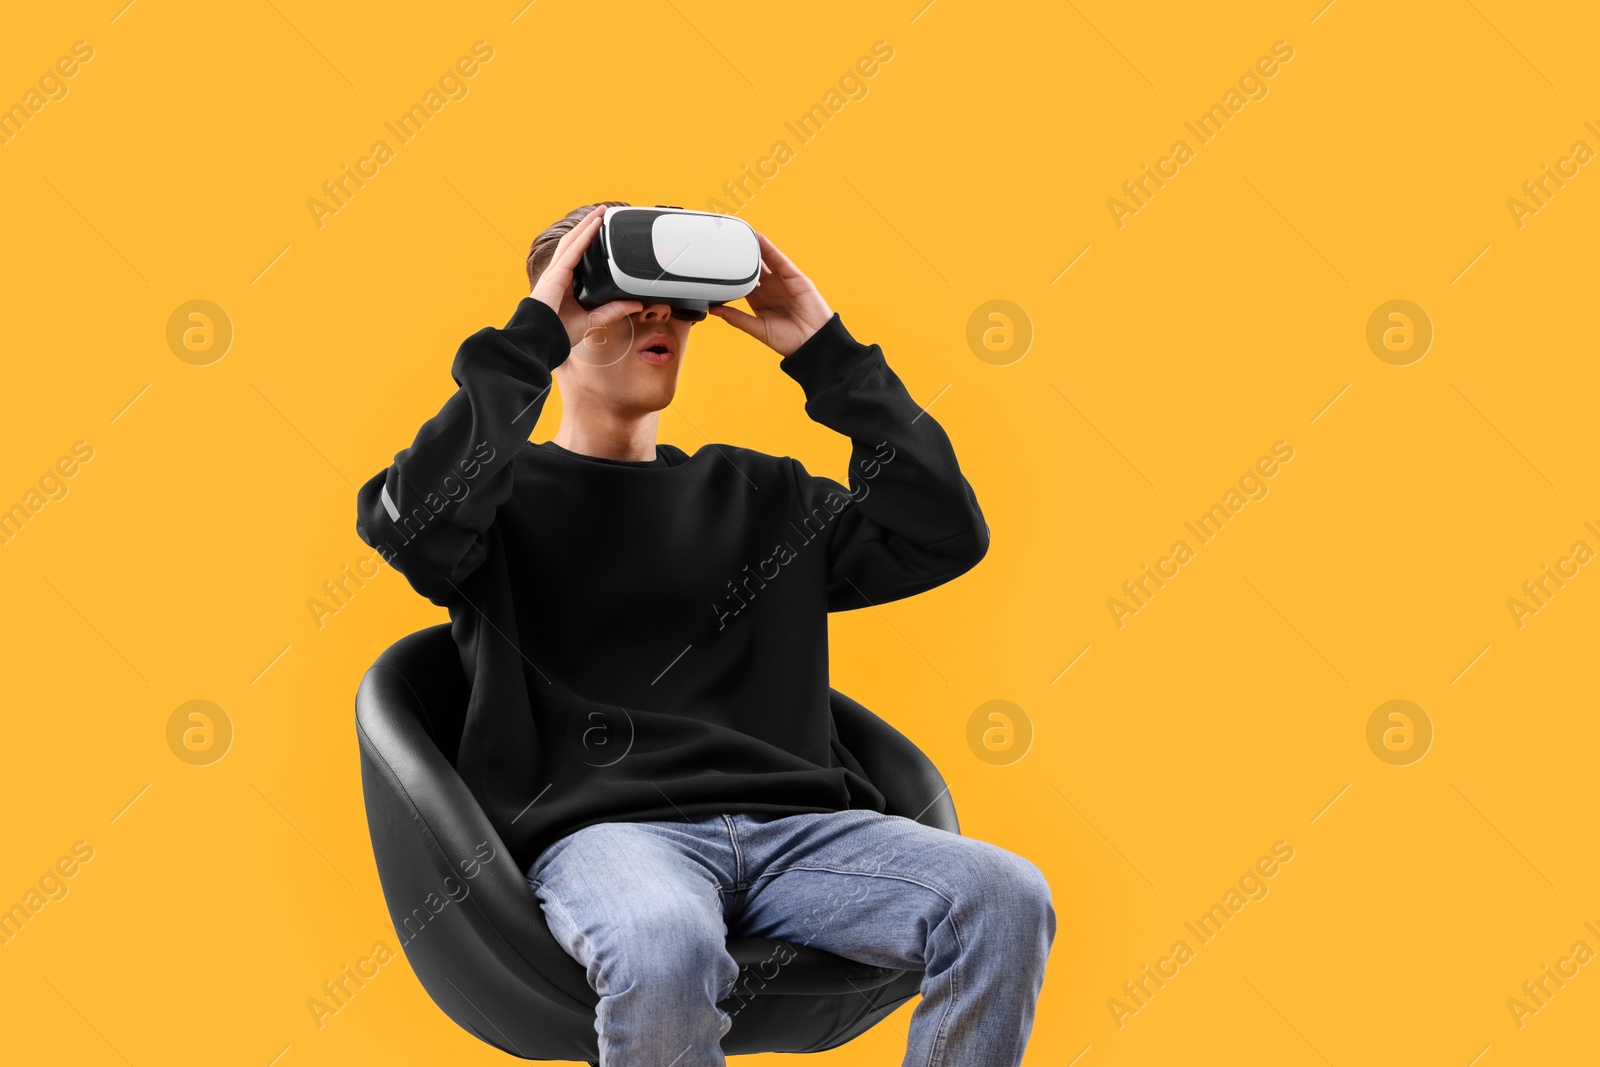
xmin=524 ymin=808 xmax=1056 ymax=1067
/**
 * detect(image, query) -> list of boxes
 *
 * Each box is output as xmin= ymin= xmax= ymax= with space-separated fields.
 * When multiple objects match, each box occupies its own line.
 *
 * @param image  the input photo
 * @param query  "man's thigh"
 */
xmin=525 ymin=818 xmax=738 ymax=984
xmin=728 ymin=809 xmax=1051 ymax=971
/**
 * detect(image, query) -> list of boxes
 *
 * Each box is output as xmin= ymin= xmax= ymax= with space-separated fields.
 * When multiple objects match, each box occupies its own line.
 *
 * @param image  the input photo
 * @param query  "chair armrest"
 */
xmin=356 ymin=664 xmax=599 ymax=1015
xmin=828 ymin=689 xmax=960 ymax=834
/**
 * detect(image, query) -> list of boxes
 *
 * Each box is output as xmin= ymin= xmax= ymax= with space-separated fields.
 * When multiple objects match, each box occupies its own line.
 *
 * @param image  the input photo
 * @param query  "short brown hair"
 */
xmin=526 ymin=200 xmax=631 ymax=289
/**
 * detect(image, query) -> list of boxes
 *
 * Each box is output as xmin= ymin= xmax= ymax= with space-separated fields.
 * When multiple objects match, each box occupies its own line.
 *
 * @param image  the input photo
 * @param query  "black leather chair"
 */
xmin=355 ymin=624 xmax=962 ymax=1064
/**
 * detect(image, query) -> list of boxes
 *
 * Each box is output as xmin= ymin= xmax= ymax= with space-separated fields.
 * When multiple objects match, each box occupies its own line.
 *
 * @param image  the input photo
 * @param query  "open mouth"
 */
xmin=638 ymin=335 xmax=675 ymax=365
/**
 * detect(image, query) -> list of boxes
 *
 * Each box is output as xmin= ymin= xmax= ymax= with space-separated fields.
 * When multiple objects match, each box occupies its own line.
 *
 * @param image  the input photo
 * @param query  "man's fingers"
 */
xmin=552 ymin=209 xmax=605 ymax=272
xmin=549 ymin=208 xmax=605 ymax=275
xmin=709 ymin=303 xmax=762 ymax=335
xmin=755 ymin=232 xmax=802 ymax=277
xmin=587 ymin=299 xmax=643 ymax=328
xmin=550 ymin=208 xmax=598 ymax=257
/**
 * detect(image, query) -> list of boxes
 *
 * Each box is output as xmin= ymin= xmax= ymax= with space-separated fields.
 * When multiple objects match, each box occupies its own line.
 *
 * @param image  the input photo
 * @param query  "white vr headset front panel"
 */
xmin=604 ymin=209 xmax=760 ymax=302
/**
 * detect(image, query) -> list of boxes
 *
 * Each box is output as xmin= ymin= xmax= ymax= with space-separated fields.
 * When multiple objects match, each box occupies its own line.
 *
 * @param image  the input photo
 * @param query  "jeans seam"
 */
xmin=740 ymin=862 xmax=965 ymax=1067
xmin=722 ymin=814 xmax=747 ymax=890
xmin=925 ymin=906 xmax=964 ymax=1067
xmin=538 ymin=891 xmax=594 ymax=989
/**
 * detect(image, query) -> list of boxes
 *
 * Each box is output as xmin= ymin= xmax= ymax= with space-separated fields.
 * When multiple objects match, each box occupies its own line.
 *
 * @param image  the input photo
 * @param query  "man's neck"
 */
xmin=550 ymin=413 xmax=661 ymax=462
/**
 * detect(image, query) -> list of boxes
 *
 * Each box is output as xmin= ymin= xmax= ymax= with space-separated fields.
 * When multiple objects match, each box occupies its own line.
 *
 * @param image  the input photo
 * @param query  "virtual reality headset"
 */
xmin=574 ymin=206 xmax=761 ymax=322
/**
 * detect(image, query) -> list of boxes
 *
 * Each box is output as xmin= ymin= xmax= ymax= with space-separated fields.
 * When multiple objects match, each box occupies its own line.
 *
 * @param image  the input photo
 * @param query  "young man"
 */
xmin=355 ymin=203 xmax=1054 ymax=1066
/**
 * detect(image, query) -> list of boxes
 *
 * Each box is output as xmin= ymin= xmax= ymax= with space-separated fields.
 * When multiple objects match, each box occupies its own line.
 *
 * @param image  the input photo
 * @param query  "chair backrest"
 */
xmin=369 ymin=624 xmax=471 ymax=765
xmin=368 ymin=623 xmax=959 ymax=833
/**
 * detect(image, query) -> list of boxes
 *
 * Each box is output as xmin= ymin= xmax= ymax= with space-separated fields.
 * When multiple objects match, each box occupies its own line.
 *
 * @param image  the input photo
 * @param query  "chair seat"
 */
xmin=722 ymin=936 xmax=903 ymax=997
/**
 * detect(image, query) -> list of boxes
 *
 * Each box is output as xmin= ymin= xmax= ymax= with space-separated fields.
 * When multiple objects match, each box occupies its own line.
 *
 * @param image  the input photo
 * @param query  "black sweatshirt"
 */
xmin=355 ymin=295 xmax=988 ymax=871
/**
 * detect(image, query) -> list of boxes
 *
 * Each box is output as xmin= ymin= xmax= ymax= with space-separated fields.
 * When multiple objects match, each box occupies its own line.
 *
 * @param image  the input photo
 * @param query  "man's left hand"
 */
xmin=707 ymin=232 xmax=834 ymax=357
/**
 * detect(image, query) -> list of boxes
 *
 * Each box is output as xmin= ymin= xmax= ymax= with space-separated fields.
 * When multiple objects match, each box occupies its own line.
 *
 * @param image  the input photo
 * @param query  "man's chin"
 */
xmin=624 ymin=375 xmax=678 ymax=410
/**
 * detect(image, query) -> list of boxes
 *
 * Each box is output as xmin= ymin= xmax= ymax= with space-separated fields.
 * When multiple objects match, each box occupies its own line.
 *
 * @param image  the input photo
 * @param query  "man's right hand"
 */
xmin=531 ymin=205 xmax=643 ymax=350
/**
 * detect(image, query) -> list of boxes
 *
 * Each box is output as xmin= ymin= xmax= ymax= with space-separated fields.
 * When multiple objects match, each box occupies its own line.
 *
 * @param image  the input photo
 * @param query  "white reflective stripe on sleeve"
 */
xmin=380 ymin=483 xmax=400 ymax=522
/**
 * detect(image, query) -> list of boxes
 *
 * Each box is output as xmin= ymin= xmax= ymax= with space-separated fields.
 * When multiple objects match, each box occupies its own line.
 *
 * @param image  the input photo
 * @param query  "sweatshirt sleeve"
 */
xmin=779 ymin=312 xmax=990 ymax=612
xmin=355 ymin=296 xmax=569 ymax=606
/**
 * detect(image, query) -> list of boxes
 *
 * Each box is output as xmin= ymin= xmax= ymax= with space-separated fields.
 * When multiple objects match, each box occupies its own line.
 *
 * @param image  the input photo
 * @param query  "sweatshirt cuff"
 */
xmin=506 ymin=295 xmax=573 ymax=369
xmin=777 ymin=313 xmax=875 ymax=393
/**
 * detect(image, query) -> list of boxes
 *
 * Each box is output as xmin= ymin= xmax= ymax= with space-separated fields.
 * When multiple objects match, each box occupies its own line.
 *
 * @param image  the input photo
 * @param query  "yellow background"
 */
xmin=2 ymin=1 xmax=1596 ymax=1064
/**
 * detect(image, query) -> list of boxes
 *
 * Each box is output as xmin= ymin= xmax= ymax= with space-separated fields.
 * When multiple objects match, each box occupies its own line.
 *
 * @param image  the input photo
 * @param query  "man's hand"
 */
xmin=531 ymin=206 xmax=643 ymax=349
xmin=708 ymin=232 xmax=833 ymax=357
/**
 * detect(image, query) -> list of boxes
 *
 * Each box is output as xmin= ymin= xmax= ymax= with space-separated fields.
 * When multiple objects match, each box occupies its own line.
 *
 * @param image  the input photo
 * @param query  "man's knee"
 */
xmin=1006 ymin=854 xmax=1053 ymax=907
xmin=963 ymin=849 xmax=1054 ymax=928
xmin=595 ymin=900 xmax=738 ymax=992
